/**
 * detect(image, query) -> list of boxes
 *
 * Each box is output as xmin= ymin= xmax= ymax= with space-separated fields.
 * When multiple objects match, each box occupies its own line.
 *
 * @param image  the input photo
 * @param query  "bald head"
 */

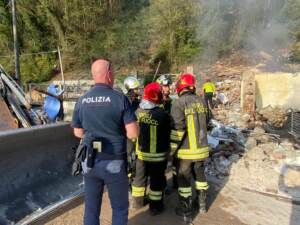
xmin=91 ymin=59 xmax=114 ymax=86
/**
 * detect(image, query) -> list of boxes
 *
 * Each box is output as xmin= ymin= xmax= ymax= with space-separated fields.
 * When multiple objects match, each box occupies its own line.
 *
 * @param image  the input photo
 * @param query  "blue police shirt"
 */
xmin=71 ymin=83 xmax=137 ymax=157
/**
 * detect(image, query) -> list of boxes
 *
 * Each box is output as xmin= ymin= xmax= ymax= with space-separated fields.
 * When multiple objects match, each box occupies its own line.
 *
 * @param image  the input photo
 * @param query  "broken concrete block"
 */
xmin=255 ymin=121 xmax=264 ymax=127
xmin=247 ymin=121 xmax=256 ymax=129
xmin=245 ymin=137 xmax=257 ymax=150
xmin=270 ymin=151 xmax=286 ymax=160
xmin=235 ymin=121 xmax=248 ymax=130
xmin=253 ymin=126 xmax=266 ymax=134
xmin=256 ymin=134 xmax=271 ymax=144
xmin=241 ymin=113 xmax=251 ymax=122
xmin=284 ymin=169 xmax=300 ymax=187
xmin=228 ymin=112 xmax=241 ymax=124
xmin=246 ymin=146 xmax=267 ymax=161
xmin=280 ymin=140 xmax=295 ymax=152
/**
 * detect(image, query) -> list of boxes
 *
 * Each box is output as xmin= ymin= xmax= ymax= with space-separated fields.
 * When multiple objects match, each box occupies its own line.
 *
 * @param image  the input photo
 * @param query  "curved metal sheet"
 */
xmin=0 ymin=123 xmax=81 ymax=224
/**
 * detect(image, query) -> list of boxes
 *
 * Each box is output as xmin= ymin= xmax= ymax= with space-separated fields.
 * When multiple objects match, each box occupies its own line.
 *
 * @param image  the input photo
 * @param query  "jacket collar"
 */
xmin=94 ymin=83 xmax=112 ymax=89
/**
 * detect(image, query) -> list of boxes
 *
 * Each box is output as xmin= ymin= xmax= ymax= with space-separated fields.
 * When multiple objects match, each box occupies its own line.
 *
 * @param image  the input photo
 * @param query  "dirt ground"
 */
xmin=45 ymin=181 xmax=300 ymax=225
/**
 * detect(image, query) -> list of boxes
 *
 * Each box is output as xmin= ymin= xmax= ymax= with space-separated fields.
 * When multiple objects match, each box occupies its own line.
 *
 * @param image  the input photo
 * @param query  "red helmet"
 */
xmin=143 ymin=82 xmax=162 ymax=104
xmin=176 ymin=73 xmax=196 ymax=93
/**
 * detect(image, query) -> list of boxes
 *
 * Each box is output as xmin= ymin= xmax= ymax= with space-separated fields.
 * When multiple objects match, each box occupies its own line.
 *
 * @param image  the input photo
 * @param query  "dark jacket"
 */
xmin=170 ymin=91 xmax=209 ymax=160
xmin=136 ymin=107 xmax=171 ymax=162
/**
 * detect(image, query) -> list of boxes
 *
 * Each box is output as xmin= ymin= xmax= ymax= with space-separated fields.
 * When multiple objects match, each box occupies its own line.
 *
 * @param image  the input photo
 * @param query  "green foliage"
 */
xmin=148 ymin=0 xmax=202 ymax=70
xmin=284 ymin=0 xmax=300 ymax=62
xmin=0 ymin=0 xmax=300 ymax=83
xmin=20 ymin=54 xmax=56 ymax=83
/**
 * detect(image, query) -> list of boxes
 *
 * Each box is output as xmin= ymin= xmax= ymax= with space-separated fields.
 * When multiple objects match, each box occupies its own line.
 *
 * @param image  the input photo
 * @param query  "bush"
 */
xmin=20 ymin=55 xmax=56 ymax=84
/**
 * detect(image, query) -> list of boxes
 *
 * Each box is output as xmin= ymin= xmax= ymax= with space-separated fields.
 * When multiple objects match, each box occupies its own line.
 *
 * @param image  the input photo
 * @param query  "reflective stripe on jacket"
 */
xmin=136 ymin=107 xmax=171 ymax=162
xmin=170 ymin=92 xmax=209 ymax=160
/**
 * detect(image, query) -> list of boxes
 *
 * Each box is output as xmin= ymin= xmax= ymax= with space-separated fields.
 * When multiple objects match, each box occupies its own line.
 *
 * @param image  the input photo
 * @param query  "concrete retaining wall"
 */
xmin=255 ymin=72 xmax=300 ymax=110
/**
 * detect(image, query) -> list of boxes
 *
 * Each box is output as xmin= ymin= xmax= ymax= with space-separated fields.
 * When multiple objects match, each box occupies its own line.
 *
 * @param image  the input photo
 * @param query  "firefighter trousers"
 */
xmin=176 ymin=160 xmax=209 ymax=199
xmin=132 ymin=159 xmax=167 ymax=209
xmin=204 ymin=92 xmax=214 ymax=109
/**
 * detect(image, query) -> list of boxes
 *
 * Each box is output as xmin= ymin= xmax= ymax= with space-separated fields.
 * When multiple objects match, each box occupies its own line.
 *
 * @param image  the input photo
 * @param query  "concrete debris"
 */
xmin=210 ymin=119 xmax=246 ymax=146
xmin=241 ymin=113 xmax=251 ymax=122
xmin=245 ymin=146 xmax=268 ymax=161
xmin=257 ymin=105 xmax=288 ymax=128
xmin=207 ymin=128 xmax=300 ymax=198
xmin=203 ymin=55 xmax=300 ymax=200
xmin=253 ymin=126 xmax=266 ymax=134
xmin=245 ymin=137 xmax=257 ymax=150
xmin=282 ymin=168 xmax=300 ymax=188
xmin=215 ymin=79 xmax=241 ymax=105
xmin=216 ymin=93 xmax=228 ymax=104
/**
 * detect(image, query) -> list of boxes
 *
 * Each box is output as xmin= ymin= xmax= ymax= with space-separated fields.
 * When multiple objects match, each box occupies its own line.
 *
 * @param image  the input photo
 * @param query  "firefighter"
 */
xmin=131 ymin=82 xmax=171 ymax=216
xmin=124 ymin=76 xmax=141 ymax=112
xmin=157 ymin=75 xmax=178 ymax=189
xmin=123 ymin=76 xmax=141 ymax=185
xmin=202 ymin=78 xmax=215 ymax=110
xmin=156 ymin=75 xmax=172 ymax=114
xmin=170 ymin=73 xmax=210 ymax=218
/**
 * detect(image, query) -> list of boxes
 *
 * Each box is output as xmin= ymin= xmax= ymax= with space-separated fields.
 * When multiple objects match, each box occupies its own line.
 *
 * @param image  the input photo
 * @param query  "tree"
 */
xmin=147 ymin=0 xmax=202 ymax=70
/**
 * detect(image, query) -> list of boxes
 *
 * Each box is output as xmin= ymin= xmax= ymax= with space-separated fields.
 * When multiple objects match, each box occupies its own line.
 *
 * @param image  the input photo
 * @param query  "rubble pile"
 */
xmin=229 ymin=137 xmax=300 ymax=198
xmin=257 ymin=105 xmax=289 ymax=128
xmin=215 ymin=79 xmax=241 ymax=105
xmin=206 ymin=120 xmax=246 ymax=179
xmin=206 ymin=121 xmax=300 ymax=198
xmin=204 ymin=53 xmax=300 ymax=199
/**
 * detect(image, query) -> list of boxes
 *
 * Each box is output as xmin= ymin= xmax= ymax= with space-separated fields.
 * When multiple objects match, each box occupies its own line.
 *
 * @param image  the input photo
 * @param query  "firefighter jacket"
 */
xmin=161 ymin=97 xmax=172 ymax=114
xmin=170 ymin=91 xmax=209 ymax=160
xmin=136 ymin=107 xmax=171 ymax=162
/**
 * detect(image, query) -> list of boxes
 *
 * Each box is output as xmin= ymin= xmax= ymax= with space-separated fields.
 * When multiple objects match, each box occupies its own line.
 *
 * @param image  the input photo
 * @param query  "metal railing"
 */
xmin=290 ymin=110 xmax=300 ymax=139
xmin=28 ymin=80 xmax=93 ymax=104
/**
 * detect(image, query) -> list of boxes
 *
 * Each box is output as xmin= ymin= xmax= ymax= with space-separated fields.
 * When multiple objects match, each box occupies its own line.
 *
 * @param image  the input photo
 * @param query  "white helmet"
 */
xmin=156 ymin=75 xmax=171 ymax=86
xmin=124 ymin=76 xmax=140 ymax=91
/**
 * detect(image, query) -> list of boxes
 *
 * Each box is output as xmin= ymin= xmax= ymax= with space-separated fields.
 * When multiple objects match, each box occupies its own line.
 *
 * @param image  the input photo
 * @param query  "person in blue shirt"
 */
xmin=71 ymin=59 xmax=139 ymax=225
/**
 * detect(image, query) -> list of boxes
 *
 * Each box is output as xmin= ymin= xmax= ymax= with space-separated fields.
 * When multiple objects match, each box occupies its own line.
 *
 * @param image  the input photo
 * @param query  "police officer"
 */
xmin=156 ymin=75 xmax=172 ymax=114
xmin=170 ymin=73 xmax=210 ymax=218
xmin=71 ymin=59 xmax=138 ymax=225
xmin=124 ymin=76 xmax=141 ymax=112
xmin=131 ymin=82 xmax=171 ymax=216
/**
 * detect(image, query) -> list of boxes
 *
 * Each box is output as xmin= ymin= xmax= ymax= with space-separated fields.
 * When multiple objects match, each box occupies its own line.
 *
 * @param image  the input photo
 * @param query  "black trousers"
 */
xmin=204 ymin=92 xmax=214 ymax=109
xmin=132 ymin=159 xmax=167 ymax=209
xmin=176 ymin=160 xmax=208 ymax=199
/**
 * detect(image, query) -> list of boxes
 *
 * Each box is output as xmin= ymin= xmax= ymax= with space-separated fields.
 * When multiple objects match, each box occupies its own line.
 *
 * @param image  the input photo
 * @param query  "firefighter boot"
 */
xmin=130 ymin=196 xmax=144 ymax=209
xmin=149 ymin=200 xmax=164 ymax=216
xmin=198 ymin=190 xmax=207 ymax=214
xmin=175 ymin=196 xmax=193 ymax=218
